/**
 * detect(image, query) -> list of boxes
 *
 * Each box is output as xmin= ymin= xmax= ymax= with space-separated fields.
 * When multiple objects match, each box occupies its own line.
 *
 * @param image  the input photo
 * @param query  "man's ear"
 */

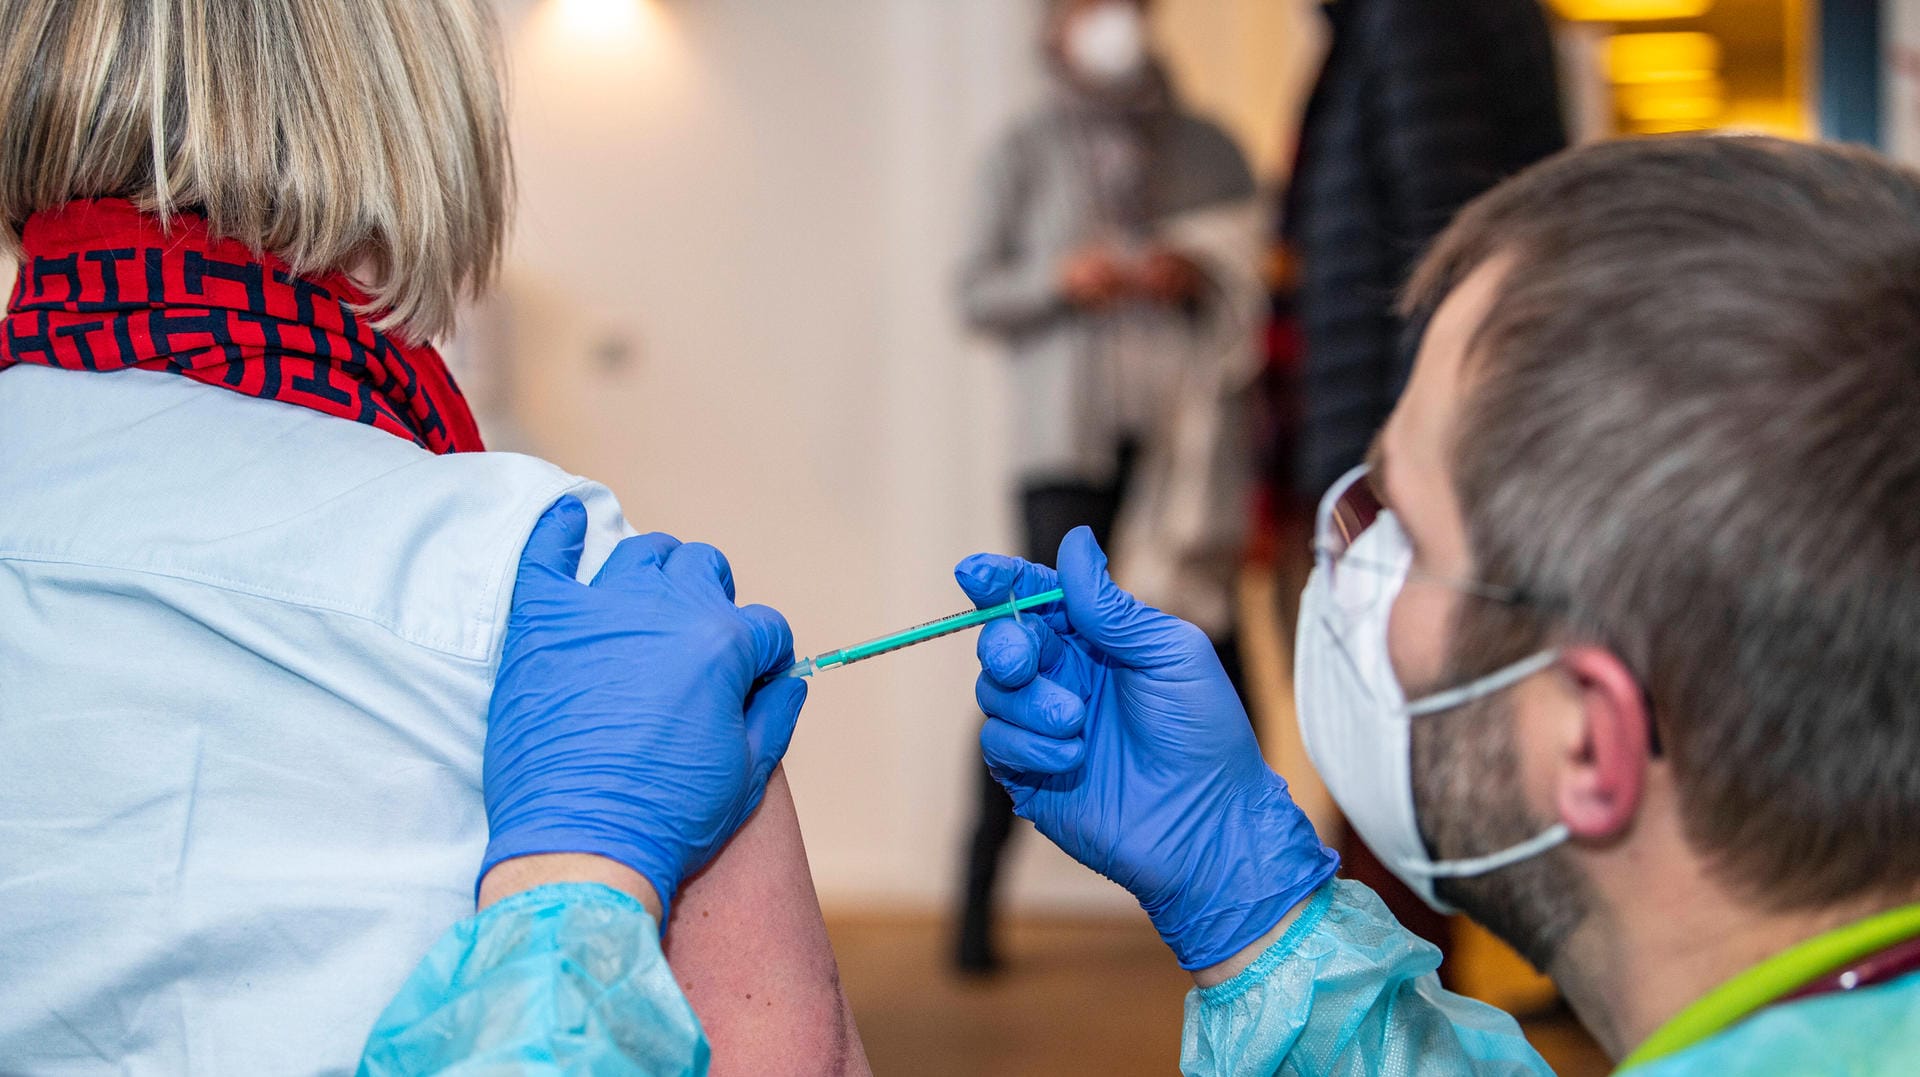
xmin=1552 ymin=646 xmax=1652 ymax=841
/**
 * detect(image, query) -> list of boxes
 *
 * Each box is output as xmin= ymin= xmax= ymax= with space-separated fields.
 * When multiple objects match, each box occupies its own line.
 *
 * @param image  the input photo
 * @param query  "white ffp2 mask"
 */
xmin=1294 ymin=504 xmax=1567 ymax=914
xmin=1065 ymin=3 xmax=1148 ymax=88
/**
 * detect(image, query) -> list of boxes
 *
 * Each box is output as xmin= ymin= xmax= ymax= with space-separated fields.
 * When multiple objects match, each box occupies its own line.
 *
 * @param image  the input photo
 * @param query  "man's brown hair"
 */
xmin=1407 ymin=135 xmax=1920 ymax=911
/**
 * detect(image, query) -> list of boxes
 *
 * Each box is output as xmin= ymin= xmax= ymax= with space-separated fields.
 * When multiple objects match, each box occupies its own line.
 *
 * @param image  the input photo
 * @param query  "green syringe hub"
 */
xmin=784 ymin=587 xmax=1066 ymax=678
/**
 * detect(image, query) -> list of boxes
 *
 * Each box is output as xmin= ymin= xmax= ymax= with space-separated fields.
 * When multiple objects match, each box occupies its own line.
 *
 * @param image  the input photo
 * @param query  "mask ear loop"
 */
xmin=1401 ymin=823 xmax=1573 ymax=879
xmin=1403 ymin=650 xmax=1560 ymax=717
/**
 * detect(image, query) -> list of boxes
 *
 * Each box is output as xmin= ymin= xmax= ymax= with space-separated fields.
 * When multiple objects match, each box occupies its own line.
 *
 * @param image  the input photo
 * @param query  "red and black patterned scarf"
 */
xmin=0 ymin=198 xmax=483 ymax=454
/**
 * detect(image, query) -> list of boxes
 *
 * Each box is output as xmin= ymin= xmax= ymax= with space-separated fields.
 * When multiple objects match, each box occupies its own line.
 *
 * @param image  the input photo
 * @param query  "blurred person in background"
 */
xmin=955 ymin=0 xmax=1266 ymax=974
xmin=1288 ymin=0 xmax=1564 ymax=499
xmin=1281 ymin=0 xmax=1566 ymax=958
xmin=0 ymin=2 xmax=862 ymax=1072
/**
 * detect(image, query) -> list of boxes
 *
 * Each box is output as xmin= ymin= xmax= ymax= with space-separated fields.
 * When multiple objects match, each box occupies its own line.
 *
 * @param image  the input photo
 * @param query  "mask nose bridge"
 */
xmin=1321 ymin=505 xmax=1416 ymax=715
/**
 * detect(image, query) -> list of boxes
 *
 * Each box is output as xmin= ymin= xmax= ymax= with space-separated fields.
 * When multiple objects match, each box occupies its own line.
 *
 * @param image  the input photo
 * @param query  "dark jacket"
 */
xmin=1285 ymin=0 xmax=1565 ymax=499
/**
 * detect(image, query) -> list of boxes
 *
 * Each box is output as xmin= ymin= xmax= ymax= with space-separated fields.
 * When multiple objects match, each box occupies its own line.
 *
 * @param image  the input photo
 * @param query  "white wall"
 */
xmin=1887 ymin=0 xmax=1920 ymax=162
xmin=1153 ymin=0 xmax=1326 ymax=181
xmin=489 ymin=0 xmax=1317 ymax=913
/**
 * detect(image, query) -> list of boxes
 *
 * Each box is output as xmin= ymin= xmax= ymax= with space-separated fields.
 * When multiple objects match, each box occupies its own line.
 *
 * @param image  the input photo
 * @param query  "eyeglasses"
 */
xmin=1316 ymin=464 xmax=1661 ymax=752
xmin=1314 ymin=464 xmax=1529 ymax=606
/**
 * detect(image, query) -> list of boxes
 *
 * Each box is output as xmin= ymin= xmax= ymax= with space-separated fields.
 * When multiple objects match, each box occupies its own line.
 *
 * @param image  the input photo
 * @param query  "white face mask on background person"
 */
xmin=1294 ymin=465 xmax=1567 ymax=914
xmin=1064 ymin=2 xmax=1148 ymax=88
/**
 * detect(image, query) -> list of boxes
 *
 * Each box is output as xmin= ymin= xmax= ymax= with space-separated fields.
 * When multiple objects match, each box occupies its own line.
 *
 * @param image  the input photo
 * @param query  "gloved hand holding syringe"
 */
xmin=782 ymin=588 xmax=1066 ymax=678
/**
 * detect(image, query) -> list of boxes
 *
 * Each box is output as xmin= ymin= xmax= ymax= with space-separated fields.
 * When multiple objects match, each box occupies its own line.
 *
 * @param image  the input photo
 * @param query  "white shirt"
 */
xmin=0 ymin=366 xmax=630 ymax=1075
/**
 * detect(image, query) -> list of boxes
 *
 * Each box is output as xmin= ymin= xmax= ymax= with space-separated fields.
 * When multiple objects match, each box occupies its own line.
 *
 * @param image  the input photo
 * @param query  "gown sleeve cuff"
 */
xmin=1194 ymin=882 xmax=1336 ymax=1008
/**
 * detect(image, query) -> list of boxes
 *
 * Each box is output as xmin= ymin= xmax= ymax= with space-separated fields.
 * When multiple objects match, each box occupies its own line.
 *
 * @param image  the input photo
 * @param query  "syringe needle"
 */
xmin=782 ymin=587 xmax=1066 ymax=678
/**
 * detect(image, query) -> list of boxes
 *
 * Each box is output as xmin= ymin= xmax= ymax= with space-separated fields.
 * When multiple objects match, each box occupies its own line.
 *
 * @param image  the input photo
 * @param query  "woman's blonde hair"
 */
xmin=0 ymin=0 xmax=511 ymax=340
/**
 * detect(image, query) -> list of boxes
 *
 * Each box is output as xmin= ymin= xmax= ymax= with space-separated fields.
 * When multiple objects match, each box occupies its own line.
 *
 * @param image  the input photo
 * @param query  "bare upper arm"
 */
xmin=662 ymin=767 xmax=870 ymax=1076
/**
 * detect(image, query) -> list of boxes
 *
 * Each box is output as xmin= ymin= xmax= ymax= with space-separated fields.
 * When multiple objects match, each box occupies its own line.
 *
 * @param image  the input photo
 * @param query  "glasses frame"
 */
xmin=1313 ymin=464 xmax=1534 ymax=608
xmin=1312 ymin=466 xmax=1662 ymax=749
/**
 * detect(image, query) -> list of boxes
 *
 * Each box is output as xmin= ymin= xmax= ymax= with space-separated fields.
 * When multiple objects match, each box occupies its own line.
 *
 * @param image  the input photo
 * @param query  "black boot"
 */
xmin=954 ymin=760 xmax=1015 ymax=975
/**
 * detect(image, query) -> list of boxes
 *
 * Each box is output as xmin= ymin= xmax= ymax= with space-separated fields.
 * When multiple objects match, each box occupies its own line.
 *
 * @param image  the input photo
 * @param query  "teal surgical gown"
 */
xmin=357 ymin=884 xmax=706 ymax=1076
xmin=360 ymin=879 xmax=1920 ymax=1075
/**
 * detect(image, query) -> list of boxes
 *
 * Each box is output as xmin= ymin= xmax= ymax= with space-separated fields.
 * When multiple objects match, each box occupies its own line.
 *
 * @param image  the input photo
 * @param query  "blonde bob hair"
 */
xmin=0 ymin=0 xmax=511 ymax=341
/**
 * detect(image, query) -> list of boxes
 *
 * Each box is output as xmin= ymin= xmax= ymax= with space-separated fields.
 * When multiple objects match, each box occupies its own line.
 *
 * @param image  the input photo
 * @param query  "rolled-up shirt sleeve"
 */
xmin=359 ymin=883 xmax=708 ymax=1076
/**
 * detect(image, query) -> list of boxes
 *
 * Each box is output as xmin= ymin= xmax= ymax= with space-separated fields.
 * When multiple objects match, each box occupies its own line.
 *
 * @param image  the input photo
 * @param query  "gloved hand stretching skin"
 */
xmin=957 ymin=526 xmax=1339 ymax=970
xmin=481 ymin=497 xmax=807 ymax=924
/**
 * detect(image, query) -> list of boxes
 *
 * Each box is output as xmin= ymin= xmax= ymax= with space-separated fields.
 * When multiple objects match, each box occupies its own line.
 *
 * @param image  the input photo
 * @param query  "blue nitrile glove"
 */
xmin=957 ymin=526 xmax=1339 ymax=970
xmin=481 ymin=497 xmax=807 ymax=923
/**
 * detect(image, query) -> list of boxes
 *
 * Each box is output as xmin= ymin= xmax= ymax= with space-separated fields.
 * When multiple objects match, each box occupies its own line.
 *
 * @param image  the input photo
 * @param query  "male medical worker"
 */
xmin=365 ymin=135 xmax=1920 ymax=1074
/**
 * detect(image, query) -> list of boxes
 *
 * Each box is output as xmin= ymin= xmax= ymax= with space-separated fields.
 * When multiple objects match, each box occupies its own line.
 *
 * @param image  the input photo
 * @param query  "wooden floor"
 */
xmin=826 ymin=913 xmax=1613 ymax=1077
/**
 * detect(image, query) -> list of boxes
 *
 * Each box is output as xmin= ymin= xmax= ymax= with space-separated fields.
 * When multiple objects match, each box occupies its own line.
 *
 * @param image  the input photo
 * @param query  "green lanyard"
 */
xmin=1618 ymin=901 xmax=1920 ymax=1072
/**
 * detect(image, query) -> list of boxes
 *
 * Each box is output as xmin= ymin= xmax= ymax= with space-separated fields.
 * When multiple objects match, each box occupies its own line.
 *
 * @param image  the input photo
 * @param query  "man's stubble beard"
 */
xmin=1408 ymin=684 xmax=1593 ymax=976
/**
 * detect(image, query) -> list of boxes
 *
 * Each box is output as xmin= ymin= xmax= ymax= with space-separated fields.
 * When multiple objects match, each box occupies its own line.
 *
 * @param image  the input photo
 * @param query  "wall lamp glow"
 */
xmin=1620 ymin=92 xmax=1725 ymax=122
xmin=1548 ymin=0 xmax=1715 ymax=20
xmin=1606 ymin=32 xmax=1722 ymax=84
xmin=548 ymin=0 xmax=652 ymax=40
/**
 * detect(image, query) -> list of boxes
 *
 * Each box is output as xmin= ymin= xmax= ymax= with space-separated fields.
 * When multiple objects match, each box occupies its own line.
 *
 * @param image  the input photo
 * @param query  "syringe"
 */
xmin=783 ymin=588 xmax=1066 ymax=678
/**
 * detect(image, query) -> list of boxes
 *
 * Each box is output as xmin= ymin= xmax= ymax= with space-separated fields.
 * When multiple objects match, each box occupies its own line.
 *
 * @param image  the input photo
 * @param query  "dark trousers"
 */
xmin=957 ymin=451 xmax=1246 ymax=965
